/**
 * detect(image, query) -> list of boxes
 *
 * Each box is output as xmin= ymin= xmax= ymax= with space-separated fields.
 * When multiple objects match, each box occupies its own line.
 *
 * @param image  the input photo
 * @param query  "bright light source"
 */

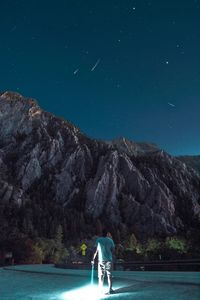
xmin=61 ymin=284 xmax=107 ymax=300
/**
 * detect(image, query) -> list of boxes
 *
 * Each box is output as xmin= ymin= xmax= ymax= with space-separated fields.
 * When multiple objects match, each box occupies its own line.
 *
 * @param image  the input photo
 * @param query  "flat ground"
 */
xmin=0 ymin=265 xmax=199 ymax=300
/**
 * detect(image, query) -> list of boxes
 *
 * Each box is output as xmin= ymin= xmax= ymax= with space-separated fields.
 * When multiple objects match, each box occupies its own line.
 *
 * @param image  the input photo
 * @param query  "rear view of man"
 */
xmin=91 ymin=229 xmax=115 ymax=294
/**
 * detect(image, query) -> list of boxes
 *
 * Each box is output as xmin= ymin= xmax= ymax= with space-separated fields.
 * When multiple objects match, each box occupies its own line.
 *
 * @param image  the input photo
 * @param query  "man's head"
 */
xmin=102 ymin=228 xmax=109 ymax=237
xmin=102 ymin=229 xmax=113 ymax=238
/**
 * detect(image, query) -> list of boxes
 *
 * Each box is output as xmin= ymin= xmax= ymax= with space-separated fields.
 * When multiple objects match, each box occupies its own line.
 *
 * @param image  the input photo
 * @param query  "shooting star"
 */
xmin=73 ymin=68 xmax=79 ymax=75
xmin=91 ymin=58 xmax=101 ymax=71
xmin=168 ymin=102 xmax=176 ymax=107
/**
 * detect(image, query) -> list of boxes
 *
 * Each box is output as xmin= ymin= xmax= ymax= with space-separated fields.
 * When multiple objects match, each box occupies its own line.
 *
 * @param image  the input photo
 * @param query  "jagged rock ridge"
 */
xmin=177 ymin=155 xmax=200 ymax=175
xmin=0 ymin=91 xmax=200 ymax=241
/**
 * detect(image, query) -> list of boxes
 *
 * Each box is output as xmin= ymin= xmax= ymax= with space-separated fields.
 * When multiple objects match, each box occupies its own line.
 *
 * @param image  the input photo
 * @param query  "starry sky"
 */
xmin=0 ymin=0 xmax=200 ymax=156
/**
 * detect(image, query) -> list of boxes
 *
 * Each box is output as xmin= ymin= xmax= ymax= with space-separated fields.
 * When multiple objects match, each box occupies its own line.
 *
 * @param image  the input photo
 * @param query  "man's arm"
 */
xmin=111 ymin=239 xmax=115 ymax=259
xmin=91 ymin=247 xmax=98 ymax=265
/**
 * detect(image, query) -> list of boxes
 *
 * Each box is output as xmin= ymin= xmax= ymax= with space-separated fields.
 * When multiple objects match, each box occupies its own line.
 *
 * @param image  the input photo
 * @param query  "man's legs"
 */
xmin=106 ymin=262 xmax=114 ymax=293
xmin=98 ymin=263 xmax=105 ymax=290
xmin=107 ymin=274 xmax=113 ymax=291
xmin=99 ymin=274 xmax=104 ymax=289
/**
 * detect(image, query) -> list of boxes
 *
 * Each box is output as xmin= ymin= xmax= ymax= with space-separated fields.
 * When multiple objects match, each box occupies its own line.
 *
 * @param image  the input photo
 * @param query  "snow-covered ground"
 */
xmin=0 ymin=265 xmax=199 ymax=300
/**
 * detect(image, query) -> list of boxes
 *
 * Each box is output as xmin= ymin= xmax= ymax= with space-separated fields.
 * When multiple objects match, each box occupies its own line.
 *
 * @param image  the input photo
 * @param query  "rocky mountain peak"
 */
xmin=107 ymin=136 xmax=160 ymax=156
xmin=0 ymin=91 xmax=38 ymax=107
xmin=0 ymin=92 xmax=200 ymax=241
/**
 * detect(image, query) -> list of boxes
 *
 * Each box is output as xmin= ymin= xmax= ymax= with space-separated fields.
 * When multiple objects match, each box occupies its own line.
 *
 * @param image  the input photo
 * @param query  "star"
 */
xmin=73 ymin=69 xmax=79 ymax=75
xmin=168 ymin=102 xmax=175 ymax=107
xmin=165 ymin=61 xmax=169 ymax=64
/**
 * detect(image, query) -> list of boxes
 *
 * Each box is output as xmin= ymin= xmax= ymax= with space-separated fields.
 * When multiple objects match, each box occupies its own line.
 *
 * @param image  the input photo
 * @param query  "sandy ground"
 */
xmin=0 ymin=264 xmax=199 ymax=300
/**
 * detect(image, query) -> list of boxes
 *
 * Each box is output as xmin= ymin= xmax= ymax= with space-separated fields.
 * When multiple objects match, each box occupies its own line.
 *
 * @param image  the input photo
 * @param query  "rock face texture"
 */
xmin=178 ymin=155 xmax=200 ymax=175
xmin=0 ymin=91 xmax=200 ymax=240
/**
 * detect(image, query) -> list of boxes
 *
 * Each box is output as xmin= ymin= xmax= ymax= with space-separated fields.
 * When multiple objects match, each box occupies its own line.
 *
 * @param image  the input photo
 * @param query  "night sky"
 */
xmin=0 ymin=0 xmax=200 ymax=156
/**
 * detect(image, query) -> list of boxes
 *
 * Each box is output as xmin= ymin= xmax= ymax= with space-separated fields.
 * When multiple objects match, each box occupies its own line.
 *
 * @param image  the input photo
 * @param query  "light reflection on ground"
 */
xmin=61 ymin=284 xmax=133 ymax=300
xmin=61 ymin=284 xmax=103 ymax=300
xmin=0 ymin=265 xmax=199 ymax=300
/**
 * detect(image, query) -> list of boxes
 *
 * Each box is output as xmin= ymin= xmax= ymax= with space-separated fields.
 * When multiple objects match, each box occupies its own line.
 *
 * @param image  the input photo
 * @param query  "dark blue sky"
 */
xmin=0 ymin=0 xmax=200 ymax=155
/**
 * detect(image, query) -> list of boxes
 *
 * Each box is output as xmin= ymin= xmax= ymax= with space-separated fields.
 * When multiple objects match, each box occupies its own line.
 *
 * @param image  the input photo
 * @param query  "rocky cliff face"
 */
xmin=0 ymin=92 xmax=200 ymax=241
xmin=177 ymin=155 xmax=200 ymax=175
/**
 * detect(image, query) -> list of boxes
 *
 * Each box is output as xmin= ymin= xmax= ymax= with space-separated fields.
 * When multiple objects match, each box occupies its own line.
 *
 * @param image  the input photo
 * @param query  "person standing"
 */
xmin=91 ymin=229 xmax=115 ymax=294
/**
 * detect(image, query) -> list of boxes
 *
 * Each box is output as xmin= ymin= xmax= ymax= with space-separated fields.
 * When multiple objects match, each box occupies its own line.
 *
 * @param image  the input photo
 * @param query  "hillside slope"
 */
xmin=0 ymin=92 xmax=200 ymax=241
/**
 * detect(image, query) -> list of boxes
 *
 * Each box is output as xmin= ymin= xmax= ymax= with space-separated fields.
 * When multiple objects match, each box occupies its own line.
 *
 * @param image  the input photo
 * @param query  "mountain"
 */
xmin=177 ymin=155 xmax=200 ymax=175
xmin=0 ymin=91 xmax=200 ymax=242
xmin=106 ymin=137 xmax=159 ymax=157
